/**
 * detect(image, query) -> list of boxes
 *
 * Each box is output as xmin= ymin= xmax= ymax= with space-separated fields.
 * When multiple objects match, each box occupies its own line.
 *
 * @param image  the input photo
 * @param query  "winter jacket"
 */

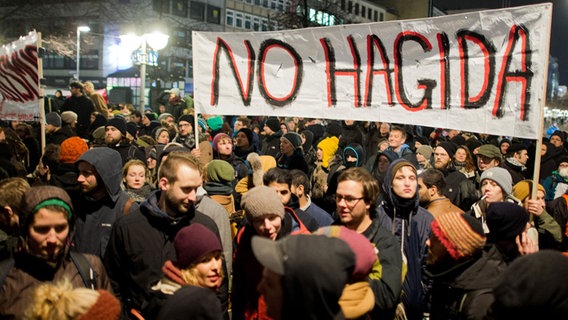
xmin=108 ymin=141 xmax=146 ymax=165
xmin=260 ymin=131 xmax=282 ymax=158
xmin=61 ymin=94 xmax=95 ymax=138
xmin=376 ymin=159 xmax=434 ymax=320
xmin=300 ymin=196 xmax=333 ymax=227
xmin=232 ymin=207 xmax=309 ymax=320
xmin=360 ymin=216 xmax=404 ymax=319
xmin=542 ymin=171 xmax=568 ymax=201
xmin=196 ymin=190 xmax=234 ymax=277
xmin=0 ymin=251 xmax=111 ymax=319
xmin=73 ymin=148 xmax=138 ymax=258
xmin=276 ymin=149 xmax=309 ymax=174
xmin=104 ymin=190 xmax=226 ymax=318
xmin=427 ymin=245 xmax=508 ymax=320
xmin=425 ymin=197 xmax=464 ymax=218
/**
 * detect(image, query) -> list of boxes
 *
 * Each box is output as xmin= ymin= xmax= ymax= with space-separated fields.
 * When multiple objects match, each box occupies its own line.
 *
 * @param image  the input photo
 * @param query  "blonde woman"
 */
xmin=25 ymin=280 xmax=120 ymax=320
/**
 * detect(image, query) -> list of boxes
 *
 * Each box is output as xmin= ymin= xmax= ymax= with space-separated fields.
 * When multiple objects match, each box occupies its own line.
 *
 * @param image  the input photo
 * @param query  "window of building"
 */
xmin=262 ymin=18 xmax=268 ymax=31
xmin=236 ymin=12 xmax=243 ymax=28
xmin=254 ymin=0 xmax=261 ymax=4
xmin=253 ymin=16 xmax=261 ymax=31
xmin=380 ymin=12 xmax=384 ymax=21
xmin=226 ymin=9 xmax=234 ymax=26
xmin=347 ymin=1 xmax=352 ymax=13
xmin=207 ymin=5 xmax=221 ymax=24
xmin=173 ymin=0 xmax=187 ymax=17
xmin=277 ymin=0 xmax=284 ymax=10
xmin=190 ymin=1 xmax=205 ymax=20
xmin=153 ymin=0 xmax=170 ymax=14
xmin=354 ymin=3 xmax=359 ymax=15
xmin=361 ymin=5 xmax=365 ymax=18
xmin=374 ymin=10 xmax=378 ymax=21
xmin=263 ymin=0 xmax=268 ymax=7
xmin=367 ymin=8 xmax=372 ymax=20
xmin=340 ymin=0 xmax=345 ymax=10
xmin=245 ymin=14 xmax=252 ymax=29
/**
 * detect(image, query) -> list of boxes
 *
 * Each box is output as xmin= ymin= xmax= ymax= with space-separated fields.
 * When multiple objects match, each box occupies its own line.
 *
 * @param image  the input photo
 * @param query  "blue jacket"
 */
xmin=376 ymin=159 xmax=434 ymax=320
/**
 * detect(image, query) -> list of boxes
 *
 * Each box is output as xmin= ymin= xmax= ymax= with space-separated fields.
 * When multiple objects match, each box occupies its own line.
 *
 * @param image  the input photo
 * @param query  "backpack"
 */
xmin=0 ymin=251 xmax=96 ymax=291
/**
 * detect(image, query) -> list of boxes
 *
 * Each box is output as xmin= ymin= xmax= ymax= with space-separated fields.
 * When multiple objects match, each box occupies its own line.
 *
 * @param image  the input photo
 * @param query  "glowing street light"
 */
xmin=76 ymin=26 xmax=90 ymax=82
xmin=121 ymin=31 xmax=169 ymax=113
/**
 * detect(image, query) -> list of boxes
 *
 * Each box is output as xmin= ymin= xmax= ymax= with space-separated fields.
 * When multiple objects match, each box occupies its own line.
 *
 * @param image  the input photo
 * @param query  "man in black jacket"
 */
xmin=335 ymin=167 xmax=403 ymax=319
xmin=104 ymin=151 xmax=228 ymax=318
xmin=60 ymin=82 xmax=95 ymax=139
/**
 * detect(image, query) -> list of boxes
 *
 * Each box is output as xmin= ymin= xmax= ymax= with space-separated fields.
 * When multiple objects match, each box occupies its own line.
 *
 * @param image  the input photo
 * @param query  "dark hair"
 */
xmin=42 ymin=144 xmax=61 ymax=173
xmin=132 ymin=110 xmax=142 ymax=118
xmin=290 ymin=169 xmax=310 ymax=194
xmin=419 ymin=168 xmax=446 ymax=196
xmin=263 ymin=167 xmax=292 ymax=187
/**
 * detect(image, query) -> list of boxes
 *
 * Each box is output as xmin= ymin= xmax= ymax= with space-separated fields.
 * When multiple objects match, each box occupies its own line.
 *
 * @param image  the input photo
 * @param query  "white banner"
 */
xmin=193 ymin=4 xmax=552 ymax=139
xmin=0 ymin=31 xmax=40 ymax=121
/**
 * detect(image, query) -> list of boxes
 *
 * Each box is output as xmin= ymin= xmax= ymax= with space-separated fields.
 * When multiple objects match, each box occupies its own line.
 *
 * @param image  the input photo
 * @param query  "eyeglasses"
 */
xmin=335 ymin=194 xmax=364 ymax=206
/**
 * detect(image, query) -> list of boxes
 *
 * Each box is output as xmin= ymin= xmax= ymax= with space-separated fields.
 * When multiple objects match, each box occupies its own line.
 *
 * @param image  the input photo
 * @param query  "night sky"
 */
xmin=434 ymin=0 xmax=567 ymax=83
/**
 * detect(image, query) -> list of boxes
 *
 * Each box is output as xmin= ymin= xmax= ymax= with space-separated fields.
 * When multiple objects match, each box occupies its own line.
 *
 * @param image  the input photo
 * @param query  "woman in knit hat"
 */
xmin=25 ymin=280 xmax=120 ymax=320
xmin=468 ymin=167 xmax=518 ymax=234
xmin=0 ymin=186 xmax=111 ymax=319
xmin=155 ymin=127 xmax=170 ymax=145
xmin=232 ymin=185 xmax=307 ymax=320
xmin=512 ymin=180 xmax=563 ymax=250
xmin=149 ymin=224 xmax=224 ymax=317
xmin=121 ymin=159 xmax=155 ymax=202
xmin=276 ymin=132 xmax=309 ymax=174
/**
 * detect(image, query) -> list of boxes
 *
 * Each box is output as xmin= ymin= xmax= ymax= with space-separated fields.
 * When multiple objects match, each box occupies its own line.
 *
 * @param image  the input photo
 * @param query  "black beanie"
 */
xmin=238 ymin=128 xmax=254 ymax=146
xmin=438 ymin=141 xmax=458 ymax=158
xmin=178 ymin=114 xmax=194 ymax=125
xmin=265 ymin=117 xmax=280 ymax=132
xmin=486 ymin=202 xmax=529 ymax=243
xmin=106 ymin=117 xmax=127 ymax=136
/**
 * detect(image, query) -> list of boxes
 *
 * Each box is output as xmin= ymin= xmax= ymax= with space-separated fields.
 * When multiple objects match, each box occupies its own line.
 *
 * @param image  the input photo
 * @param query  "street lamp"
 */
xmin=76 ymin=26 xmax=90 ymax=82
xmin=121 ymin=31 xmax=169 ymax=113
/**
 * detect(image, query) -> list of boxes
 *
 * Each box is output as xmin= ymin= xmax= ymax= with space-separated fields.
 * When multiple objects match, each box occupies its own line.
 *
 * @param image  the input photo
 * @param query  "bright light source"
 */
xmin=78 ymin=26 xmax=91 ymax=32
xmin=120 ymin=33 xmax=143 ymax=51
xmin=146 ymin=31 xmax=169 ymax=50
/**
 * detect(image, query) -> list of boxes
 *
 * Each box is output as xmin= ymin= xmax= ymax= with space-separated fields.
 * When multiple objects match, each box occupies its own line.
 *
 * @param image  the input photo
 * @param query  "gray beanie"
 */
xmin=480 ymin=167 xmax=513 ymax=195
xmin=45 ymin=112 xmax=61 ymax=127
xmin=416 ymin=145 xmax=433 ymax=160
xmin=242 ymin=186 xmax=285 ymax=222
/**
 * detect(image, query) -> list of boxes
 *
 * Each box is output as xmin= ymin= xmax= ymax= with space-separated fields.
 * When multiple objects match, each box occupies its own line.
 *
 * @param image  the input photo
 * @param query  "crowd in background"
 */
xmin=0 ymin=82 xmax=567 ymax=319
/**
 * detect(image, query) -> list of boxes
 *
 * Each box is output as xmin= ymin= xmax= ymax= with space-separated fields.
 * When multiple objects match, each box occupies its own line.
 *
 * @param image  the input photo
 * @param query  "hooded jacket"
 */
xmin=103 ymin=190 xmax=226 ymax=318
xmin=375 ymin=158 xmax=434 ymax=320
xmin=73 ymin=147 xmax=139 ymax=257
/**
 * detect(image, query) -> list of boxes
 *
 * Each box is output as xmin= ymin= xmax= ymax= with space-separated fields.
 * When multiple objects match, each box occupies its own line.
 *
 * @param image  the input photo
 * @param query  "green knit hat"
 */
xmin=206 ymin=160 xmax=235 ymax=183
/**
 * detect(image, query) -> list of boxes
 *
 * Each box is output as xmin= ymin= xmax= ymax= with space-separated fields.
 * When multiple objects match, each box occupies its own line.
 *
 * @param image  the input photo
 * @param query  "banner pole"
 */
xmin=530 ymin=4 xmax=553 ymax=199
xmin=37 ymin=31 xmax=46 ymax=154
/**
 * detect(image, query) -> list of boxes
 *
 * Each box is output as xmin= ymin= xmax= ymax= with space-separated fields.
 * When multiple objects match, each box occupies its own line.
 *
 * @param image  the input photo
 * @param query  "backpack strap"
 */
xmin=70 ymin=251 xmax=96 ymax=290
xmin=458 ymin=288 xmax=493 ymax=315
xmin=0 ymin=258 xmax=14 ymax=292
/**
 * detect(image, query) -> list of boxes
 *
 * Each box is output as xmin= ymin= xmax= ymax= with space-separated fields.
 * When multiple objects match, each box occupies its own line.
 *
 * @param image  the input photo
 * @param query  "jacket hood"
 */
xmin=76 ymin=147 xmax=123 ymax=202
xmin=382 ymin=158 xmax=420 ymax=210
xmin=342 ymin=143 xmax=365 ymax=167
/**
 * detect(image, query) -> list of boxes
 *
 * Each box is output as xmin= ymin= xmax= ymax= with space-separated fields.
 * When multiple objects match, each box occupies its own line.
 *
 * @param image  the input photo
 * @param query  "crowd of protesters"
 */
xmin=0 ymin=81 xmax=567 ymax=319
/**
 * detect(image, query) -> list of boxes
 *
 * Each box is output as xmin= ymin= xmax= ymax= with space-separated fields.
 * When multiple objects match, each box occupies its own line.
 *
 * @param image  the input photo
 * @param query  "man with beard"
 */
xmin=105 ymin=117 xmax=145 ymax=166
xmin=432 ymin=142 xmax=468 ymax=207
xmin=418 ymin=169 xmax=464 ymax=218
xmin=73 ymin=147 xmax=138 ymax=257
xmin=0 ymin=186 xmax=111 ymax=319
xmin=104 ymin=151 xmax=227 ymax=318
xmin=542 ymin=156 xmax=568 ymax=201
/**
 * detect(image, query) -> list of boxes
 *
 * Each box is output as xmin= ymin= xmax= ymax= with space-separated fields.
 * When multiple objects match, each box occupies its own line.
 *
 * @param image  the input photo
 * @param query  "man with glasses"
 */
xmin=335 ymin=166 xmax=403 ymax=319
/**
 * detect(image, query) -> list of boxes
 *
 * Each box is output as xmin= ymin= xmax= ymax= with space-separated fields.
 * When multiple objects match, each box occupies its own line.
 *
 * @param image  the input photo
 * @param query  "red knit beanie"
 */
xmin=59 ymin=137 xmax=88 ymax=164
xmin=431 ymin=212 xmax=486 ymax=260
